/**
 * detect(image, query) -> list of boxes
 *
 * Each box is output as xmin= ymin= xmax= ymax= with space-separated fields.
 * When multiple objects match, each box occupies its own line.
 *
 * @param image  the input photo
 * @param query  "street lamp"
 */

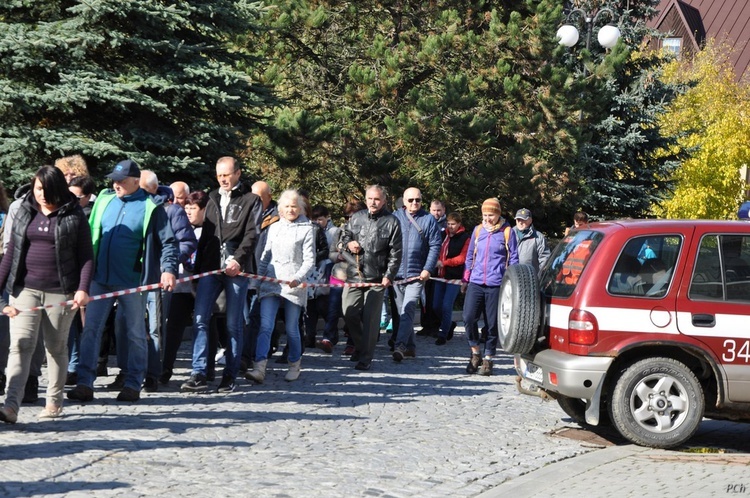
xmin=556 ymin=7 xmax=621 ymax=53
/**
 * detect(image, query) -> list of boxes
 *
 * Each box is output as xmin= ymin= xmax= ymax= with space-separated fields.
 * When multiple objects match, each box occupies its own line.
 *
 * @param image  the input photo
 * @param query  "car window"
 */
xmin=608 ymin=235 xmax=682 ymax=297
xmin=690 ymin=234 xmax=750 ymax=302
xmin=541 ymin=230 xmax=603 ymax=298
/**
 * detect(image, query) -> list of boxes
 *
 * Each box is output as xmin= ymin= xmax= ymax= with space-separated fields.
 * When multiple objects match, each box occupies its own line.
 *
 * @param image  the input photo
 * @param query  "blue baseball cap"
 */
xmin=106 ymin=159 xmax=141 ymax=181
xmin=515 ymin=208 xmax=532 ymax=220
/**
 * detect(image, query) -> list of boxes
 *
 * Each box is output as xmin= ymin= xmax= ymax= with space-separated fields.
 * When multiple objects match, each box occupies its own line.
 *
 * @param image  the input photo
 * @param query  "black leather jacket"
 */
xmin=340 ymin=208 xmax=402 ymax=283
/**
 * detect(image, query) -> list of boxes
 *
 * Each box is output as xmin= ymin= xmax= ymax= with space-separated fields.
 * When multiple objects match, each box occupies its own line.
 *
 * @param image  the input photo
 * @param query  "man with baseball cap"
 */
xmin=68 ymin=158 xmax=178 ymax=403
xmin=513 ymin=208 xmax=550 ymax=275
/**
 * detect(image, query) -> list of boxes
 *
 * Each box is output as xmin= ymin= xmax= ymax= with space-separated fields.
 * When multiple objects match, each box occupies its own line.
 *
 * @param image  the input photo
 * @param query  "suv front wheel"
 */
xmin=609 ymin=357 xmax=704 ymax=449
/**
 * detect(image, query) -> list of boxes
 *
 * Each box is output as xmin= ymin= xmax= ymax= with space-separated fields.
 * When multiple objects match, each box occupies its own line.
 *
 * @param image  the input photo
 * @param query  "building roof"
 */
xmin=651 ymin=0 xmax=750 ymax=81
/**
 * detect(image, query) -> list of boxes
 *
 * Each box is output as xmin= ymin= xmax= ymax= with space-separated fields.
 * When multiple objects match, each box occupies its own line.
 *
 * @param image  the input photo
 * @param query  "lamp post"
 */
xmin=556 ymin=7 xmax=621 ymax=76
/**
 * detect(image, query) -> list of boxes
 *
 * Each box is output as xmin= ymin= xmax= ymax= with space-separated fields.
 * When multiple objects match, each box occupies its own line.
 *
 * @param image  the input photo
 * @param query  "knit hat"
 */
xmin=481 ymin=198 xmax=502 ymax=215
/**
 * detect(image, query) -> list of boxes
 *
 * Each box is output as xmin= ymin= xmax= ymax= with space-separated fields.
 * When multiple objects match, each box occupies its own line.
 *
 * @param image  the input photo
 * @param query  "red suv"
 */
xmin=501 ymin=219 xmax=750 ymax=448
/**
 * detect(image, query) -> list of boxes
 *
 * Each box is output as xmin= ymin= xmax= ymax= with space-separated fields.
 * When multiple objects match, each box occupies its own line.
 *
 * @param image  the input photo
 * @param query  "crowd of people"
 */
xmin=0 ymin=154 xmax=564 ymax=422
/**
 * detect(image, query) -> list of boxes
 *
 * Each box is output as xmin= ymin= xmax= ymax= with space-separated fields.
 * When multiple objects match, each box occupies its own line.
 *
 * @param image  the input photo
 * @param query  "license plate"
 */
xmin=524 ymin=362 xmax=544 ymax=383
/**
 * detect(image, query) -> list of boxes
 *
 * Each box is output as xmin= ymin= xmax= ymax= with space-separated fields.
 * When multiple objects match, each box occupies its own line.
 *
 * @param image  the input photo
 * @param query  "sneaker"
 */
xmin=466 ymin=354 xmax=482 ymax=374
xmin=22 ymin=376 xmax=39 ymax=404
xmin=65 ymin=372 xmax=78 ymax=386
xmin=117 ymin=387 xmax=141 ymax=402
xmin=67 ymin=384 xmax=94 ymax=402
xmin=478 ymin=359 xmax=494 ymax=376
xmin=215 ymin=348 xmax=226 ymax=365
xmin=107 ymin=372 xmax=126 ymax=391
xmin=143 ymin=377 xmax=158 ymax=393
xmin=0 ymin=406 xmax=17 ymax=424
xmin=343 ymin=345 xmax=355 ymax=356
xmin=317 ymin=339 xmax=333 ymax=354
xmin=354 ymin=361 xmax=371 ymax=371
xmin=180 ymin=373 xmax=208 ymax=392
xmin=385 ymin=320 xmax=393 ymax=332
xmin=217 ymin=374 xmax=236 ymax=393
xmin=392 ymin=345 xmax=406 ymax=362
xmin=38 ymin=406 xmax=63 ymax=420
xmin=435 ymin=337 xmax=447 ymax=346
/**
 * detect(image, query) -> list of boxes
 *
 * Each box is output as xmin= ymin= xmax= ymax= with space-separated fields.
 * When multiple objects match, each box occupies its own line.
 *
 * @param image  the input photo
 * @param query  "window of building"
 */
xmin=662 ymin=37 xmax=682 ymax=58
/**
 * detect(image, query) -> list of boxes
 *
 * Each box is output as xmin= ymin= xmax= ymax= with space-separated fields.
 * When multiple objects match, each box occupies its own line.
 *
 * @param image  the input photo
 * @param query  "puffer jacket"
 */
xmin=393 ymin=207 xmax=441 ymax=278
xmin=258 ymin=215 xmax=316 ymax=307
xmin=340 ymin=208 xmax=402 ymax=283
xmin=0 ymin=192 xmax=93 ymax=308
xmin=463 ymin=220 xmax=519 ymax=286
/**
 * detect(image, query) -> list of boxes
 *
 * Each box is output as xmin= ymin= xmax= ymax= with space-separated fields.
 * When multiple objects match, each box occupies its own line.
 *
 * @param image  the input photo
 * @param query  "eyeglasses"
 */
xmin=406 ymin=198 xmax=422 ymax=203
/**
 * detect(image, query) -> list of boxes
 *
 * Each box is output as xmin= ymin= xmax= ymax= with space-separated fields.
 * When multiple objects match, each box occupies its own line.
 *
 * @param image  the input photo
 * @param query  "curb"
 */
xmin=476 ymin=444 xmax=651 ymax=498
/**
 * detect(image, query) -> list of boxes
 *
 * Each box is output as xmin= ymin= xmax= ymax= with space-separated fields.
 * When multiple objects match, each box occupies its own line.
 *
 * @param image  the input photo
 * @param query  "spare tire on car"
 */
xmin=498 ymin=264 xmax=541 ymax=354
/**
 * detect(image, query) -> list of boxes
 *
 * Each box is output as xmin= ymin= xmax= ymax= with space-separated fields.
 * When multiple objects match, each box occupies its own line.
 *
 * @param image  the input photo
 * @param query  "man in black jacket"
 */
xmin=340 ymin=185 xmax=402 ymax=371
xmin=181 ymin=157 xmax=262 ymax=393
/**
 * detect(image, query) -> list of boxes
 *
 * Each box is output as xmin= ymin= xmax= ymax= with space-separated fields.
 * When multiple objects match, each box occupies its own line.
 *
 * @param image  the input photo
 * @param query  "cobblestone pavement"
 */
xmin=0 ymin=326 xmax=599 ymax=497
xmin=2 ymin=325 xmax=749 ymax=498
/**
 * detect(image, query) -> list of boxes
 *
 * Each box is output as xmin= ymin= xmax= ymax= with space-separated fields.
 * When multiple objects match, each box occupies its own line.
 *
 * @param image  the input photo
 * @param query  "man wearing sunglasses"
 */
xmin=391 ymin=187 xmax=442 ymax=362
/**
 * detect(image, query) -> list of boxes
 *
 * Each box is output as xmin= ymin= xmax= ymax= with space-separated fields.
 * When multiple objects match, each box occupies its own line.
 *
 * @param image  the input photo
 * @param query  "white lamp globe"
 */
xmin=556 ymin=24 xmax=580 ymax=47
xmin=598 ymin=25 xmax=621 ymax=49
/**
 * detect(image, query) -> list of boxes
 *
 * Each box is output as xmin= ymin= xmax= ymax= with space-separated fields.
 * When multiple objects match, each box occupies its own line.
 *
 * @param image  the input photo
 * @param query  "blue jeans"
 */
xmin=67 ymin=311 xmax=82 ymax=374
xmin=256 ymin=296 xmax=303 ymax=363
xmin=462 ymin=283 xmax=500 ymax=357
xmin=322 ymin=286 xmax=343 ymax=344
xmin=77 ymin=282 xmax=148 ymax=391
xmin=432 ymin=280 xmax=460 ymax=339
xmin=393 ymin=280 xmax=424 ymax=351
xmin=192 ymin=274 xmax=248 ymax=379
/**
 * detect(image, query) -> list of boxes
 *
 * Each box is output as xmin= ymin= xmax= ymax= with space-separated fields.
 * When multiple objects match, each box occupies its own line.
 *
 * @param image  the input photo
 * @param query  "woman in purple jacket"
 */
xmin=461 ymin=198 xmax=518 ymax=376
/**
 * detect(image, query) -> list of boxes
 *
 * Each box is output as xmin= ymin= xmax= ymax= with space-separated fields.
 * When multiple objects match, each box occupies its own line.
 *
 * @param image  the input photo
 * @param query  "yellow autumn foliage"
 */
xmin=654 ymin=40 xmax=750 ymax=219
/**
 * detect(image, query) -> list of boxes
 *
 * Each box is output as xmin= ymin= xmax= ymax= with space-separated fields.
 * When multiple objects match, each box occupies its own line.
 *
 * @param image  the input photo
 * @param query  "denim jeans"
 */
xmin=192 ymin=274 xmax=248 ymax=379
xmin=242 ymin=289 xmax=260 ymax=364
xmin=462 ymin=283 xmax=501 ymax=357
xmin=115 ymin=290 xmax=163 ymax=381
xmin=322 ymin=286 xmax=343 ymax=344
xmin=256 ymin=296 xmax=302 ymax=363
xmin=67 ymin=311 xmax=83 ymax=374
xmin=432 ymin=280 xmax=461 ymax=339
xmin=77 ymin=282 xmax=148 ymax=391
xmin=393 ymin=280 xmax=424 ymax=351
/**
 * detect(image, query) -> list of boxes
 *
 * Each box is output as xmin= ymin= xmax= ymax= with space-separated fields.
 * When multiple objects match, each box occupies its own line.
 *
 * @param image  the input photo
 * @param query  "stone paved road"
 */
xmin=0 ymin=327 xmax=601 ymax=497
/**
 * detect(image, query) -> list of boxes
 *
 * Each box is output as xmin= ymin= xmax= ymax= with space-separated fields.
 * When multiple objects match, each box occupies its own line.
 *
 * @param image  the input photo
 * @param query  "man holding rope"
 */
xmin=340 ymin=185 xmax=402 ymax=371
xmin=68 ymin=159 xmax=178 ymax=403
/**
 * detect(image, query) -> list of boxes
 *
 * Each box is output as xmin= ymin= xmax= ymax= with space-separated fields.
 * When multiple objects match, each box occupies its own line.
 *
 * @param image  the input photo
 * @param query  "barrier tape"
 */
xmin=6 ymin=271 xmax=436 ymax=315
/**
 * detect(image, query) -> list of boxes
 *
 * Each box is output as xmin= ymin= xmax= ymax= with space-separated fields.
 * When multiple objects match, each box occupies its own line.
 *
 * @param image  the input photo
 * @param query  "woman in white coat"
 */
xmin=247 ymin=190 xmax=315 ymax=382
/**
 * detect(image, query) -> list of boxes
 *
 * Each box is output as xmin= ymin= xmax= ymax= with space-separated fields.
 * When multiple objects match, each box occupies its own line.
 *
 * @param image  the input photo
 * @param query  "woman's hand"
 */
xmin=3 ymin=306 xmax=19 ymax=318
xmin=288 ymin=279 xmax=300 ymax=288
xmin=72 ymin=291 xmax=89 ymax=310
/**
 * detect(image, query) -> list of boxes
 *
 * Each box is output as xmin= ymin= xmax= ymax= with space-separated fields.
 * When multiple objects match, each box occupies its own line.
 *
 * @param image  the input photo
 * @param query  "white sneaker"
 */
xmin=215 ymin=348 xmax=226 ymax=365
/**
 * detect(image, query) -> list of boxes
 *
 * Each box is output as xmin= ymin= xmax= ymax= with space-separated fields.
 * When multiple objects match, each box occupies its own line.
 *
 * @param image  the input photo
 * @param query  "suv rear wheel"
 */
xmin=498 ymin=264 xmax=541 ymax=354
xmin=609 ymin=357 xmax=704 ymax=449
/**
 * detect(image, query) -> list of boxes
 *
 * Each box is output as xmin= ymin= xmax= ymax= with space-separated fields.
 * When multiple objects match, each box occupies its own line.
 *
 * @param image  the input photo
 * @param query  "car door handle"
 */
xmin=692 ymin=314 xmax=715 ymax=327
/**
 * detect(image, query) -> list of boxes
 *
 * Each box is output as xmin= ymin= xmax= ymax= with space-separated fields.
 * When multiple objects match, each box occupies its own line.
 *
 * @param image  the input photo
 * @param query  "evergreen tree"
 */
xmin=556 ymin=0 xmax=683 ymax=221
xmin=0 ymin=0 xmax=276 ymax=191
xmin=248 ymin=0 xmax=578 ymax=231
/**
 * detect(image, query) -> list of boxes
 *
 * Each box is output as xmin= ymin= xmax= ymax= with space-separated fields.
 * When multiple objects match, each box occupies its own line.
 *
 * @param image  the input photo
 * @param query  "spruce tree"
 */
xmin=0 ymin=0 xmax=275 ymax=190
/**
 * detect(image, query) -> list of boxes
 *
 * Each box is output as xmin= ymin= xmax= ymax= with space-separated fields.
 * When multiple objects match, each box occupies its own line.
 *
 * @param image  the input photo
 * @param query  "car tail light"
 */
xmin=568 ymin=309 xmax=598 ymax=345
xmin=549 ymin=372 xmax=558 ymax=386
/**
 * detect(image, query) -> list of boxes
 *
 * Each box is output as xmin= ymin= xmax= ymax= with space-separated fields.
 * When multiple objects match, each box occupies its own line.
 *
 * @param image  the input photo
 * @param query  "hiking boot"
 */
xmin=116 ymin=387 xmax=141 ymax=402
xmin=466 ymin=354 xmax=482 ymax=374
xmin=107 ymin=372 xmax=126 ymax=391
xmin=217 ymin=374 xmax=236 ymax=393
xmin=317 ymin=339 xmax=333 ymax=354
xmin=67 ymin=385 xmax=94 ymax=402
xmin=22 ymin=376 xmax=39 ymax=404
xmin=478 ymin=359 xmax=494 ymax=376
xmin=180 ymin=373 xmax=208 ymax=392
xmin=143 ymin=377 xmax=158 ymax=393
xmin=392 ymin=345 xmax=406 ymax=363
